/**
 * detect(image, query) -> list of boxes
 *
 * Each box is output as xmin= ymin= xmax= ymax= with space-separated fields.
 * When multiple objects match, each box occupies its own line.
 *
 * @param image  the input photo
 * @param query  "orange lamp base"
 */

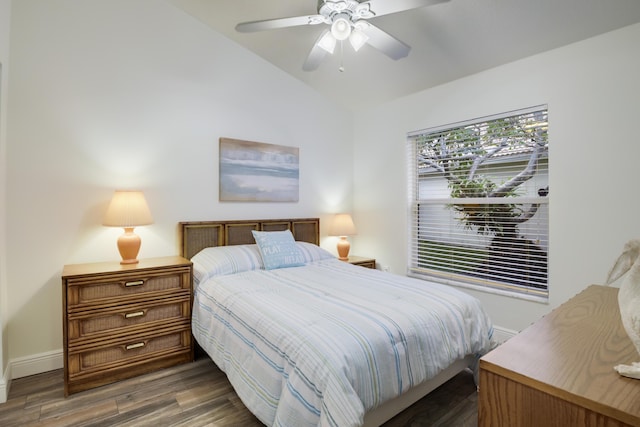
xmin=117 ymin=227 xmax=141 ymax=264
xmin=336 ymin=236 xmax=351 ymax=261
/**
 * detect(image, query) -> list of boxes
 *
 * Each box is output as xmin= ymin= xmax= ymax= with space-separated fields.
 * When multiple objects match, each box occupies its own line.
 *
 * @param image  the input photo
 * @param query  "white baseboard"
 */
xmin=492 ymin=325 xmax=518 ymax=344
xmin=0 ymin=365 xmax=8 ymax=403
xmin=0 ymin=350 xmax=63 ymax=403
xmin=10 ymin=349 xmax=63 ymax=380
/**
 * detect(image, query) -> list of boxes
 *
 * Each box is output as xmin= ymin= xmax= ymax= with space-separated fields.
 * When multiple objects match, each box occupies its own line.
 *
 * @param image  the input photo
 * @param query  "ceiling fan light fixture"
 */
xmin=349 ymin=28 xmax=369 ymax=51
xmin=318 ymin=31 xmax=337 ymax=53
xmin=331 ymin=14 xmax=352 ymax=40
xmin=236 ymin=0 xmax=437 ymax=71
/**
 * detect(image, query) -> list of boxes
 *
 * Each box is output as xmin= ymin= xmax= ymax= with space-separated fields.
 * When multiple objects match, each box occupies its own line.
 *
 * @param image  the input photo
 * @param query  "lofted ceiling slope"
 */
xmin=169 ymin=0 xmax=640 ymax=111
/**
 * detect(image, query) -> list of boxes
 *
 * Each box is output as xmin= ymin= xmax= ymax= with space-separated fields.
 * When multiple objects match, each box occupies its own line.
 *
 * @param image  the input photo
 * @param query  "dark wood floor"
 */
xmin=0 ymin=357 xmax=478 ymax=426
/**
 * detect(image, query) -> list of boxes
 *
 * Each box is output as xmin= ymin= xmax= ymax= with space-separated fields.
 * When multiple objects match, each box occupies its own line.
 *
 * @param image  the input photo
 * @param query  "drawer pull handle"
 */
xmin=125 ymin=342 xmax=145 ymax=351
xmin=125 ymin=311 xmax=145 ymax=319
xmin=124 ymin=280 xmax=144 ymax=287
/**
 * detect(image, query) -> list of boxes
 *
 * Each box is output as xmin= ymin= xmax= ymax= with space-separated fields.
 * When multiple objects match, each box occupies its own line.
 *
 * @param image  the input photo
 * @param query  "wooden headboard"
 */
xmin=179 ymin=218 xmax=320 ymax=259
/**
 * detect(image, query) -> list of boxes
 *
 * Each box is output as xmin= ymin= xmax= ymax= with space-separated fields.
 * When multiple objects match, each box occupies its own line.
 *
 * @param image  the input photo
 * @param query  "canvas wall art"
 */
xmin=219 ymin=138 xmax=300 ymax=202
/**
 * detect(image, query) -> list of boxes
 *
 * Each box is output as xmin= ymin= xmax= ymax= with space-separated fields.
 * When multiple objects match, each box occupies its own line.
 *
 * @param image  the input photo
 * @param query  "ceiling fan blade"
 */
xmin=362 ymin=23 xmax=411 ymax=60
xmin=303 ymin=30 xmax=332 ymax=71
xmin=366 ymin=0 xmax=449 ymax=17
xmin=236 ymin=15 xmax=323 ymax=33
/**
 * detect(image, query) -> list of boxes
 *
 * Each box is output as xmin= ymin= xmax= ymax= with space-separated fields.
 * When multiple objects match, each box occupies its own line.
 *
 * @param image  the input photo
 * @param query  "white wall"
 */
xmin=5 ymin=0 xmax=353 ymax=374
xmin=0 ymin=0 xmax=12 ymax=399
xmin=353 ymin=23 xmax=640 ymax=332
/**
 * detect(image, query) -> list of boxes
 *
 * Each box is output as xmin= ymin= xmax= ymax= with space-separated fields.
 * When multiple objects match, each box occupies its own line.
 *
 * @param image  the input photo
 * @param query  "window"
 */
xmin=408 ymin=106 xmax=549 ymax=299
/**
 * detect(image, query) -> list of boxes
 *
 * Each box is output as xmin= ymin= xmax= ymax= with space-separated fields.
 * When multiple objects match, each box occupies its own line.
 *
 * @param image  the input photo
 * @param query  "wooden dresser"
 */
xmin=62 ymin=256 xmax=193 ymax=396
xmin=479 ymin=285 xmax=640 ymax=426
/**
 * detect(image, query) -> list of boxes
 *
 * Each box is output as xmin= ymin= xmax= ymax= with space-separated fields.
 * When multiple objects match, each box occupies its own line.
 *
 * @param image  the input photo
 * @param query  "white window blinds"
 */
xmin=408 ymin=106 xmax=549 ymax=297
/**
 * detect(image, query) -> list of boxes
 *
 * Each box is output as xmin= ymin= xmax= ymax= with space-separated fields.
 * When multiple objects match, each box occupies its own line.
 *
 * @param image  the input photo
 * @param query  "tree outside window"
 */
xmin=409 ymin=107 xmax=549 ymax=297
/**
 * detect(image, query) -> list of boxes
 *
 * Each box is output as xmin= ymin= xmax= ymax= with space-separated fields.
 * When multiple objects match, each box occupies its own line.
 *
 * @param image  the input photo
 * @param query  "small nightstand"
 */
xmin=61 ymin=256 xmax=193 ymax=396
xmin=344 ymin=256 xmax=376 ymax=269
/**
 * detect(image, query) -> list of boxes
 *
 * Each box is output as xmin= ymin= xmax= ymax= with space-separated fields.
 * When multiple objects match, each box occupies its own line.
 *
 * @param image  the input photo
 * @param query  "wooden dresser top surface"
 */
xmin=62 ymin=256 xmax=191 ymax=278
xmin=480 ymin=285 xmax=640 ymax=423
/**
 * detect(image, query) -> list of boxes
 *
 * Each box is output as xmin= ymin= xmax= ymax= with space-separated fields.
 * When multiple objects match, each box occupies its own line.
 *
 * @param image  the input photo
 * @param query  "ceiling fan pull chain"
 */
xmin=339 ymin=40 xmax=345 ymax=72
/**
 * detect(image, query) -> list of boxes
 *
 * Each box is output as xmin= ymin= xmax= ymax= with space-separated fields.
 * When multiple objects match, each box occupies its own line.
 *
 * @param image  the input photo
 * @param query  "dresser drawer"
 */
xmin=67 ymin=296 xmax=190 ymax=344
xmin=67 ymin=327 xmax=191 ymax=381
xmin=66 ymin=266 xmax=191 ymax=311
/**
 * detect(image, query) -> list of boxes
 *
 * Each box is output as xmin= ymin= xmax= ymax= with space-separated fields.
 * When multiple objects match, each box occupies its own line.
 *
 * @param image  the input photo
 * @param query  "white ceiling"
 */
xmin=169 ymin=0 xmax=640 ymax=111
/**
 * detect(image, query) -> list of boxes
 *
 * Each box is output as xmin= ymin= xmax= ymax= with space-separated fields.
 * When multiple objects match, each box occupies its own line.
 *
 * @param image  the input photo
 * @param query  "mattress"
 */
xmin=191 ymin=250 xmax=493 ymax=427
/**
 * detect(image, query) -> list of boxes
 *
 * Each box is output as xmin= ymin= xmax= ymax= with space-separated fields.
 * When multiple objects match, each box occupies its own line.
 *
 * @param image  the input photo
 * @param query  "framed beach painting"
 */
xmin=219 ymin=138 xmax=299 ymax=202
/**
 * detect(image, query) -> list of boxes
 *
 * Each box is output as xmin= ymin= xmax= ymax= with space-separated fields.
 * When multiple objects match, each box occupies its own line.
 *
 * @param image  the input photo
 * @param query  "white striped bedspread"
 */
xmin=192 ymin=259 xmax=493 ymax=427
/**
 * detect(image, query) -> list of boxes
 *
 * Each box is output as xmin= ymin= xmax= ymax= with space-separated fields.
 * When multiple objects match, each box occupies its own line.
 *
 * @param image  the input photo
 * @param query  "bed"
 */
xmin=180 ymin=218 xmax=493 ymax=427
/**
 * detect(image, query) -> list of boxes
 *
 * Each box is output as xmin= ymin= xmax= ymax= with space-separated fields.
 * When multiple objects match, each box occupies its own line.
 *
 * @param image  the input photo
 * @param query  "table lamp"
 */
xmin=103 ymin=190 xmax=154 ymax=264
xmin=329 ymin=213 xmax=357 ymax=260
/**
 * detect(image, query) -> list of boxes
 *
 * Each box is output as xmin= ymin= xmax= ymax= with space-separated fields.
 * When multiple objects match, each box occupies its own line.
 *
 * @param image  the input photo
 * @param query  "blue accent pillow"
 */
xmin=251 ymin=230 xmax=305 ymax=270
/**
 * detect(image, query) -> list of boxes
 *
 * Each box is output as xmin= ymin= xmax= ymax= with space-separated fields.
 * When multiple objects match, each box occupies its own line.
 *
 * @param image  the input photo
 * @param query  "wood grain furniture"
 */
xmin=344 ymin=255 xmax=376 ymax=269
xmin=62 ymin=256 xmax=193 ymax=396
xmin=479 ymin=285 xmax=640 ymax=427
xmin=180 ymin=218 xmax=319 ymax=259
xmin=179 ymin=218 xmax=489 ymax=427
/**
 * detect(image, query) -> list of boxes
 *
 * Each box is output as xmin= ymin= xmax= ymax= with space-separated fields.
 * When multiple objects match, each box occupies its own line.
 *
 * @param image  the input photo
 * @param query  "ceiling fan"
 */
xmin=236 ymin=0 xmax=449 ymax=71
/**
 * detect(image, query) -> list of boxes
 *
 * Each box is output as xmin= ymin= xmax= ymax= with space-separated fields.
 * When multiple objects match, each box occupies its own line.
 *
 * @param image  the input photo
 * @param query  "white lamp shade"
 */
xmin=318 ymin=31 xmax=337 ymax=54
xmin=103 ymin=190 xmax=154 ymax=227
xmin=349 ymin=28 xmax=369 ymax=51
xmin=328 ymin=213 xmax=357 ymax=236
xmin=331 ymin=15 xmax=352 ymax=41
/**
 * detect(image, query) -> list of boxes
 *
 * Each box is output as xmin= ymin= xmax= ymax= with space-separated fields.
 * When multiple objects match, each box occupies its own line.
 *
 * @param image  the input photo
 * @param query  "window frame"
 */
xmin=407 ymin=106 xmax=549 ymax=301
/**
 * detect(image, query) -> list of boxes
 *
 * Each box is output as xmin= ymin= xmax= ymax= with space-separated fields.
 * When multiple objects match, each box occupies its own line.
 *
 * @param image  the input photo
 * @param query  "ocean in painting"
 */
xmin=219 ymin=138 xmax=299 ymax=202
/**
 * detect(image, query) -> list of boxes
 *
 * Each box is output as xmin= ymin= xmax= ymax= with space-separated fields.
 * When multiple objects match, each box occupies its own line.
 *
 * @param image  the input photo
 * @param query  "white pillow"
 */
xmin=296 ymin=241 xmax=336 ymax=263
xmin=191 ymin=244 xmax=264 ymax=285
xmin=251 ymin=230 xmax=305 ymax=270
